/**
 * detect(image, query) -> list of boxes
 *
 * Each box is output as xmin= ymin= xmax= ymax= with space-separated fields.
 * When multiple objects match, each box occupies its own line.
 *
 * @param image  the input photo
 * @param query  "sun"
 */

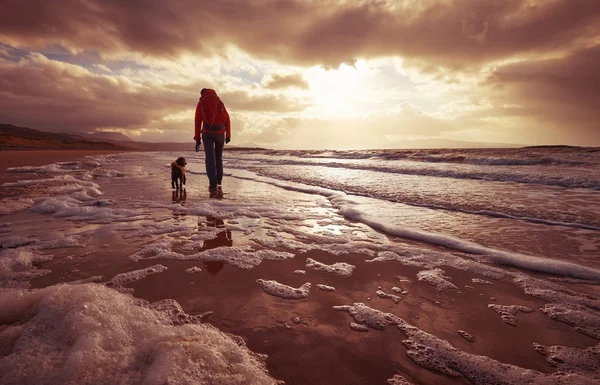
xmin=304 ymin=64 xmax=365 ymax=117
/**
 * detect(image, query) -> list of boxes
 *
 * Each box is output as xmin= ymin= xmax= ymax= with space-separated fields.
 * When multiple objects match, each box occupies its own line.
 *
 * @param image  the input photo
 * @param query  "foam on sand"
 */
xmin=540 ymin=303 xmax=600 ymax=340
xmin=417 ymin=268 xmax=459 ymax=291
xmin=533 ymin=342 xmax=600 ymax=380
xmin=316 ymin=284 xmax=336 ymax=292
xmin=106 ymin=265 xmax=168 ymax=288
xmin=0 ymin=197 xmax=35 ymax=215
xmin=0 ymin=284 xmax=277 ymax=385
xmin=488 ymin=304 xmax=534 ymax=326
xmin=33 ymin=195 xmax=139 ymax=223
xmin=513 ymin=274 xmax=600 ymax=311
xmin=354 ymin=211 xmax=600 ymax=281
xmin=376 ymin=290 xmax=402 ymax=303
xmin=128 ymin=240 xmax=295 ymax=270
xmin=350 ymin=323 xmax=369 ymax=332
xmin=0 ymin=248 xmax=52 ymax=288
xmin=305 ymin=257 xmax=355 ymax=277
xmin=256 ymin=279 xmax=311 ymax=299
xmin=366 ymin=248 xmax=507 ymax=280
xmin=387 ymin=374 xmax=414 ymax=385
xmin=334 ymin=302 xmax=600 ymax=384
xmin=333 ymin=302 xmax=400 ymax=330
xmin=457 ymin=330 xmax=475 ymax=343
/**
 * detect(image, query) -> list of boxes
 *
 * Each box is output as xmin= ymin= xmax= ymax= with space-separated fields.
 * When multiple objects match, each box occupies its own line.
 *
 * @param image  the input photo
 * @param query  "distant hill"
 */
xmin=83 ymin=131 xmax=133 ymax=142
xmin=0 ymin=124 xmax=128 ymax=150
xmin=0 ymin=123 xmax=260 ymax=152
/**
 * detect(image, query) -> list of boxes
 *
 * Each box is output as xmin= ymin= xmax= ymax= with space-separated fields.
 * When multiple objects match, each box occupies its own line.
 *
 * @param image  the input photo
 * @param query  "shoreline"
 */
xmin=0 ymin=150 xmax=129 ymax=194
xmin=0 ymin=149 xmax=128 ymax=172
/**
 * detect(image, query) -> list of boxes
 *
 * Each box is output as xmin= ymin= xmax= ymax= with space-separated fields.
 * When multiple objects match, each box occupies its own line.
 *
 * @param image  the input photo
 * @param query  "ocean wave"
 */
xmin=228 ymin=155 xmax=600 ymax=189
xmin=234 ymin=172 xmax=600 ymax=281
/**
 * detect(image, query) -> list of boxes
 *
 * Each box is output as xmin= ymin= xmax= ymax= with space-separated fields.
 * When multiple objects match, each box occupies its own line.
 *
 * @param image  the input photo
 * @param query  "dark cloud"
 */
xmin=1 ymin=0 xmax=599 ymax=146
xmin=1 ymin=1 xmax=598 ymax=68
xmin=485 ymin=45 xmax=600 ymax=143
xmin=264 ymin=73 xmax=309 ymax=89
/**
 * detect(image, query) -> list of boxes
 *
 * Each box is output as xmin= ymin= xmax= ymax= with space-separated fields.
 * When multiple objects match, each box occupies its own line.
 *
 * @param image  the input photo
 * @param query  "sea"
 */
xmin=1 ymin=146 xmax=599 ymax=385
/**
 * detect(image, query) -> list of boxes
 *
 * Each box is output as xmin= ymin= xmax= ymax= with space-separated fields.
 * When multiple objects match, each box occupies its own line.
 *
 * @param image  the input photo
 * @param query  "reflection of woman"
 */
xmin=200 ymin=216 xmax=232 ymax=275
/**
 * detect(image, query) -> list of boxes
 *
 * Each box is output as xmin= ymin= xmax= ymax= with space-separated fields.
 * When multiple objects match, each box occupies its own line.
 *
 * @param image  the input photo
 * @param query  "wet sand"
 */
xmin=4 ymin=150 xmax=600 ymax=385
xmin=30 ymin=242 xmax=597 ymax=385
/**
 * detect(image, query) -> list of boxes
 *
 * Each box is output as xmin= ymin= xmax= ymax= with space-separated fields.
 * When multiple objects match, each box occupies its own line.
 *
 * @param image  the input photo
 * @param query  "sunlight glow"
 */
xmin=304 ymin=64 xmax=366 ymax=117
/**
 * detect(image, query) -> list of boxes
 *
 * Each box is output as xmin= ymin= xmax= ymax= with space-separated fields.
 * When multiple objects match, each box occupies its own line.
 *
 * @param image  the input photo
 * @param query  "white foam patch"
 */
xmin=66 ymin=276 xmax=104 ymax=285
xmin=252 ymin=236 xmax=375 ymax=257
xmin=367 ymin=248 xmax=507 ymax=280
xmin=149 ymin=299 xmax=213 ymax=325
xmin=256 ymin=279 xmax=311 ymax=299
xmin=540 ymin=303 xmax=600 ymax=340
xmin=127 ymin=240 xmax=184 ymax=262
xmin=120 ymin=222 xmax=193 ymax=239
xmin=316 ymin=284 xmax=336 ymax=292
xmin=417 ymin=269 xmax=459 ymax=291
xmin=0 ymin=284 xmax=277 ymax=384
xmin=334 ymin=302 xmax=599 ymax=384
xmin=0 ymin=197 xmax=35 ymax=215
xmin=38 ymin=235 xmax=84 ymax=250
xmin=514 ymin=274 xmax=600 ymax=311
xmin=32 ymin=196 xmax=138 ymax=223
xmin=350 ymin=323 xmax=369 ymax=332
xmin=293 ymin=270 xmax=306 ymax=275
xmin=305 ymin=258 xmax=355 ymax=277
xmin=0 ymin=248 xmax=52 ymax=288
xmin=189 ymin=247 xmax=295 ymax=270
xmin=376 ymin=290 xmax=402 ymax=303
xmin=128 ymin=240 xmax=295 ymax=269
xmin=189 ymin=228 xmax=222 ymax=241
xmin=333 ymin=303 xmax=401 ymax=330
xmin=472 ymin=278 xmax=493 ymax=285
xmin=488 ymin=304 xmax=534 ymax=326
xmin=387 ymin=374 xmax=414 ymax=385
xmin=533 ymin=342 xmax=600 ymax=379
xmin=106 ymin=265 xmax=168 ymax=287
xmin=185 ymin=266 xmax=202 ymax=273
xmin=457 ymin=330 xmax=474 ymax=343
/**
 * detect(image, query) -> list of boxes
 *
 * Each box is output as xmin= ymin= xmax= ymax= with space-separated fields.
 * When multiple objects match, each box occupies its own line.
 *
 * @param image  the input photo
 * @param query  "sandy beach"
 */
xmin=1 ymin=149 xmax=600 ymax=385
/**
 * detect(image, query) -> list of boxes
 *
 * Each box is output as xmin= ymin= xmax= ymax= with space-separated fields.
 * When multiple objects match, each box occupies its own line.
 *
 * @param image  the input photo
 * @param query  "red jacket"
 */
xmin=194 ymin=89 xmax=231 ymax=140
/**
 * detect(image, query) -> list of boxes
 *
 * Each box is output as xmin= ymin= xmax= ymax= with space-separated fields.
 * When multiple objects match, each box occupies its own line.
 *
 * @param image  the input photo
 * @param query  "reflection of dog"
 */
xmin=172 ymin=189 xmax=187 ymax=204
xmin=171 ymin=157 xmax=187 ymax=189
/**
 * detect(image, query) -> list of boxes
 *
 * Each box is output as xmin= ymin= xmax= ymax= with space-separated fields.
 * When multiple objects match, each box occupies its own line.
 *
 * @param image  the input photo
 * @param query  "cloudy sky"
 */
xmin=1 ymin=0 xmax=599 ymax=149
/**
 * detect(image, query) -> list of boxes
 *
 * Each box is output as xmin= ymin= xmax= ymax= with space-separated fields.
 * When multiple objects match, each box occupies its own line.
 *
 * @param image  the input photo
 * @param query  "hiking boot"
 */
xmin=216 ymin=185 xmax=223 ymax=197
xmin=209 ymin=186 xmax=218 ymax=198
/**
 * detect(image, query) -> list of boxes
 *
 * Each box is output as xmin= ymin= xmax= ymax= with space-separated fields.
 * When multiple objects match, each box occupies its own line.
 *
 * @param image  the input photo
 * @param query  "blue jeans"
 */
xmin=202 ymin=131 xmax=225 ymax=188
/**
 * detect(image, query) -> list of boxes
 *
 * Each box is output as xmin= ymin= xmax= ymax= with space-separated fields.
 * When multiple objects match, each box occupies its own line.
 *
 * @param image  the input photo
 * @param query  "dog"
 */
xmin=171 ymin=157 xmax=187 ymax=189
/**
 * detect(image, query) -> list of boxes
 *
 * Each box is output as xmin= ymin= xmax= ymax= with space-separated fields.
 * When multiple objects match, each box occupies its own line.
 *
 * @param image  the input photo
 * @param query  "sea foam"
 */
xmin=256 ymin=279 xmax=311 ymax=299
xmin=305 ymin=258 xmax=355 ymax=276
xmin=334 ymin=302 xmax=600 ymax=384
xmin=0 ymin=284 xmax=277 ymax=385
